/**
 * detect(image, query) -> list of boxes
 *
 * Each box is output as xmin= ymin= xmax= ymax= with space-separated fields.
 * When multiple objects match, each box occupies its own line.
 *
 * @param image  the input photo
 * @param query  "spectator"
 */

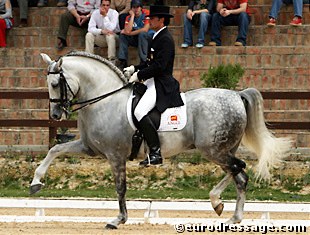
xmin=57 ymin=0 xmax=101 ymax=50
xmin=110 ymin=0 xmax=131 ymax=30
xmin=267 ymin=0 xmax=303 ymax=26
xmin=37 ymin=0 xmax=67 ymax=7
xmin=116 ymin=0 xmax=153 ymax=70
xmin=208 ymin=0 xmax=251 ymax=46
xmin=85 ymin=0 xmax=120 ymax=60
xmin=0 ymin=0 xmax=13 ymax=47
xmin=181 ymin=0 xmax=216 ymax=49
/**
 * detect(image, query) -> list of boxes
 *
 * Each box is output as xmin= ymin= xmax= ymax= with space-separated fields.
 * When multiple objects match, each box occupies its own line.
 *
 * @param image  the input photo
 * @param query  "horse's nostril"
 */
xmin=51 ymin=114 xmax=59 ymax=120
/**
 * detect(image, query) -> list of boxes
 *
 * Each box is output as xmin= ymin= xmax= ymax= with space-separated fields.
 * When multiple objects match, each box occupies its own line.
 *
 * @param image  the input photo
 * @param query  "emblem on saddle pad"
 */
xmin=127 ymin=93 xmax=187 ymax=132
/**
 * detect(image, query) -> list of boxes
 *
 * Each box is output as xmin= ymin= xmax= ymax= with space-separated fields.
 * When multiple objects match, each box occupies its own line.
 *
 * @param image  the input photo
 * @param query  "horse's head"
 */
xmin=41 ymin=53 xmax=79 ymax=120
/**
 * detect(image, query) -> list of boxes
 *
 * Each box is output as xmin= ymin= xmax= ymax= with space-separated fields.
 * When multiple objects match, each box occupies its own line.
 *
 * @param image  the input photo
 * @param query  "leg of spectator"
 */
xmin=236 ymin=12 xmax=251 ymax=46
xmin=57 ymin=11 xmax=77 ymax=43
xmin=183 ymin=13 xmax=193 ymax=46
xmin=106 ymin=34 xmax=117 ymax=60
xmin=210 ymin=13 xmax=222 ymax=46
xmin=0 ymin=19 xmax=7 ymax=47
xmin=118 ymin=34 xmax=130 ymax=61
xmin=292 ymin=0 xmax=303 ymax=17
xmin=18 ymin=0 xmax=28 ymax=24
xmin=138 ymin=32 xmax=149 ymax=64
xmin=269 ymin=0 xmax=283 ymax=19
xmin=197 ymin=12 xmax=210 ymax=45
xmin=85 ymin=32 xmax=96 ymax=54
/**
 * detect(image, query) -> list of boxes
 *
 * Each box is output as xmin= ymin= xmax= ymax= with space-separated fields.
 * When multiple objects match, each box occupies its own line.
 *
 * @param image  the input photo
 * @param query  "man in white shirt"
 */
xmin=85 ymin=0 xmax=120 ymax=60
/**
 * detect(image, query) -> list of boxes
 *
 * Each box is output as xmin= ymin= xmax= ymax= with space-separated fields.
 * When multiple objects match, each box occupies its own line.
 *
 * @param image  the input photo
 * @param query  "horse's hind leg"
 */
xmin=226 ymin=170 xmax=248 ymax=224
xmin=105 ymin=158 xmax=127 ymax=229
xmin=209 ymin=174 xmax=232 ymax=216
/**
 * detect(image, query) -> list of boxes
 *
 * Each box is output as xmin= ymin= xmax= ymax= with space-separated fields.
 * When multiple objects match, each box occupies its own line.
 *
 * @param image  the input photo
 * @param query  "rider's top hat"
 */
xmin=147 ymin=5 xmax=174 ymax=18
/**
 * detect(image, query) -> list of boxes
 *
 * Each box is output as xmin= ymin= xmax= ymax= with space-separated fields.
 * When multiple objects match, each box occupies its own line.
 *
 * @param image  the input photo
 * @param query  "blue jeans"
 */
xmin=210 ymin=12 xmax=251 ymax=46
xmin=269 ymin=0 xmax=303 ymax=18
xmin=118 ymin=32 xmax=149 ymax=62
xmin=183 ymin=12 xmax=212 ymax=45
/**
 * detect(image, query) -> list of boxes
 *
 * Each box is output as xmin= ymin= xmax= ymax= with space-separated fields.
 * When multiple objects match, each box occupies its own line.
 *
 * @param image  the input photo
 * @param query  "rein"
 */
xmin=70 ymin=82 xmax=132 ymax=112
xmin=48 ymin=69 xmax=132 ymax=113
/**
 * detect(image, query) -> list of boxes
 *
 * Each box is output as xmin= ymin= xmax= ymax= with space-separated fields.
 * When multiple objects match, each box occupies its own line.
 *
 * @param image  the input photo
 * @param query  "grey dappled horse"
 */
xmin=30 ymin=51 xmax=291 ymax=229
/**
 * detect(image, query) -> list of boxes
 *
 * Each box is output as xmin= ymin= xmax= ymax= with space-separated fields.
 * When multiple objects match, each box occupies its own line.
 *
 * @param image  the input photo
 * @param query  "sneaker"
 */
xmin=181 ymin=43 xmax=189 ymax=48
xmin=208 ymin=41 xmax=217 ymax=46
xmin=290 ymin=17 xmax=302 ymax=26
xmin=195 ymin=43 xmax=204 ymax=48
xmin=267 ymin=18 xmax=276 ymax=26
xmin=57 ymin=38 xmax=67 ymax=50
xmin=234 ymin=41 xmax=243 ymax=46
xmin=18 ymin=19 xmax=28 ymax=27
xmin=37 ymin=0 xmax=47 ymax=7
xmin=57 ymin=1 xmax=67 ymax=7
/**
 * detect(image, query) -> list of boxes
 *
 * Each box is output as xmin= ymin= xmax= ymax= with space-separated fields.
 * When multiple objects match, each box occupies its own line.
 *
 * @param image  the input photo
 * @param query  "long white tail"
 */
xmin=240 ymin=88 xmax=292 ymax=180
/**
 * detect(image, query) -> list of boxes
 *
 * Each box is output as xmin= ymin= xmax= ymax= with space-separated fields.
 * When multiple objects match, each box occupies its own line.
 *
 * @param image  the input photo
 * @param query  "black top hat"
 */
xmin=147 ymin=5 xmax=174 ymax=18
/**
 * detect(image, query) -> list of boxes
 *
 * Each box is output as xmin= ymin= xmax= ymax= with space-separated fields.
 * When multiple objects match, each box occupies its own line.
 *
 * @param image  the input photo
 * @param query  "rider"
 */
xmin=124 ymin=5 xmax=184 ymax=166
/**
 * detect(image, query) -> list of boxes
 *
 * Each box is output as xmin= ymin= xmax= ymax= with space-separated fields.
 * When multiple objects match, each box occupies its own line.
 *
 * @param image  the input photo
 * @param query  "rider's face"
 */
xmin=149 ymin=16 xmax=164 ymax=31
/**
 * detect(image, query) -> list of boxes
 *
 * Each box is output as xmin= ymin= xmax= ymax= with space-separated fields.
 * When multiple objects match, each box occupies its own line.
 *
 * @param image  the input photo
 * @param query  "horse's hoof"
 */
xmin=214 ymin=203 xmax=224 ymax=216
xmin=105 ymin=224 xmax=118 ymax=230
xmin=29 ymin=184 xmax=43 ymax=195
xmin=225 ymin=218 xmax=241 ymax=224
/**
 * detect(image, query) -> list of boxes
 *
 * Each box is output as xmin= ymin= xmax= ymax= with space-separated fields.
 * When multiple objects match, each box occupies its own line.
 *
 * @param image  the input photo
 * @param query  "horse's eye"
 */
xmin=51 ymin=82 xmax=59 ymax=88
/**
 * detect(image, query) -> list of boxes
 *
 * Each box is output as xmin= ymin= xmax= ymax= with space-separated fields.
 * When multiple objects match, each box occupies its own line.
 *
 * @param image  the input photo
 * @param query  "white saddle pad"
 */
xmin=127 ymin=93 xmax=187 ymax=132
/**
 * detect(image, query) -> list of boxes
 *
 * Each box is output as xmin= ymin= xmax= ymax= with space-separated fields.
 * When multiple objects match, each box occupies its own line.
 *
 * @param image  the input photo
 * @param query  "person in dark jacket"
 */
xmin=124 ymin=5 xmax=184 ymax=166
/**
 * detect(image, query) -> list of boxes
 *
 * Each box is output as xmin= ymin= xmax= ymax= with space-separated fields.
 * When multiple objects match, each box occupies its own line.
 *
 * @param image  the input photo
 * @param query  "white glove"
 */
xmin=123 ymin=65 xmax=135 ymax=75
xmin=129 ymin=72 xmax=139 ymax=83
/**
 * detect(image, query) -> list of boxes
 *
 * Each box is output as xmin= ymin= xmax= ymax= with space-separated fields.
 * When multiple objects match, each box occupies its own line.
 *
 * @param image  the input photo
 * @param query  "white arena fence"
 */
xmin=0 ymin=198 xmax=309 ymax=227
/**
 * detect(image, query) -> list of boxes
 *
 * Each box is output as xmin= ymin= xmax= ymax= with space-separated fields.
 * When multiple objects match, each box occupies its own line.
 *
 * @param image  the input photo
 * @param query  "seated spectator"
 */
xmin=208 ymin=0 xmax=251 ymax=46
xmin=110 ymin=0 xmax=131 ymax=30
xmin=181 ymin=0 xmax=216 ymax=49
xmin=267 ymin=0 xmax=303 ymax=26
xmin=85 ymin=0 xmax=120 ymax=60
xmin=0 ymin=0 xmax=13 ymax=47
xmin=37 ymin=0 xmax=67 ymax=7
xmin=116 ymin=0 xmax=153 ymax=70
xmin=57 ymin=0 xmax=101 ymax=50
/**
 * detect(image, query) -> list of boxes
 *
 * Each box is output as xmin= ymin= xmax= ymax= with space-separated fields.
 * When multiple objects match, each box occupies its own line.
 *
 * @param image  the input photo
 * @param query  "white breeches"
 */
xmin=85 ymin=32 xmax=118 ymax=60
xmin=134 ymin=78 xmax=156 ymax=122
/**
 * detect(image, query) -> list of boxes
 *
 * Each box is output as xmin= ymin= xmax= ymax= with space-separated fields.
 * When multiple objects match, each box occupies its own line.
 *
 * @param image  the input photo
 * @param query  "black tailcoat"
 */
xmin=136 ymin=27 xmax=184 ymax=113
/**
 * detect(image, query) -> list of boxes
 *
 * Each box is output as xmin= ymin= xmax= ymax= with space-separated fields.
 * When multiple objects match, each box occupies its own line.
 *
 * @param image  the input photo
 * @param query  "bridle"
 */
xmin=48 ymin=68 xmax=132 ymax=115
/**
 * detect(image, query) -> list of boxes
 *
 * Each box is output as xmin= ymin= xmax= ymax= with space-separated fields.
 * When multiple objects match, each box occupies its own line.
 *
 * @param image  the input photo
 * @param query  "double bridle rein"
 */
xmin=48 ymin=69 xmax=132 ymax=114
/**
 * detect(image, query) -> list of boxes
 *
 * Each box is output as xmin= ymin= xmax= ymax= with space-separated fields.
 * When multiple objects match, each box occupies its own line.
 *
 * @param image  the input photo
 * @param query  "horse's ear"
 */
xmin=40 ymin=53 xmax=52 ymax=65
xmin=57 ymin=58 xmax=63 ymax=68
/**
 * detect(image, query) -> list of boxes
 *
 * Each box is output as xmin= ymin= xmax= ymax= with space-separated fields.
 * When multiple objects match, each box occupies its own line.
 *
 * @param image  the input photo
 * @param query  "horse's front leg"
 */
xmin=30 ymin=139 xmax=86 ymax=194
xmin=105 ymin=157 xmax=127 ymax=229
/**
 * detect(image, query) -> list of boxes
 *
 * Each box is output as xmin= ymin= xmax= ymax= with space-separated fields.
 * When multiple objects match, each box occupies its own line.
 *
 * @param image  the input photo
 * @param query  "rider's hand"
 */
xmin=129 ymin=72 xmax=139 ymax=83
xmin=123 ymin=65 xmax=135 ymax=75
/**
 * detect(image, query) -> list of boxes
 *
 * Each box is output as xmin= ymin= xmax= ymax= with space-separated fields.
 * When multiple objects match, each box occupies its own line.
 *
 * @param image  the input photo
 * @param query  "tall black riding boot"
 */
xmin=128 ymin=130 xmax=143 ymax=161
xmin=138 ymin=115 xmax=162 ymax=166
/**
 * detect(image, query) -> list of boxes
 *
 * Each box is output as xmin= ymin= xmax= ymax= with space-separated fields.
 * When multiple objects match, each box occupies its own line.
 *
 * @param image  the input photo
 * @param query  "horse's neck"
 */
xmin=77 ymin=68 xmax=124 ymax=100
